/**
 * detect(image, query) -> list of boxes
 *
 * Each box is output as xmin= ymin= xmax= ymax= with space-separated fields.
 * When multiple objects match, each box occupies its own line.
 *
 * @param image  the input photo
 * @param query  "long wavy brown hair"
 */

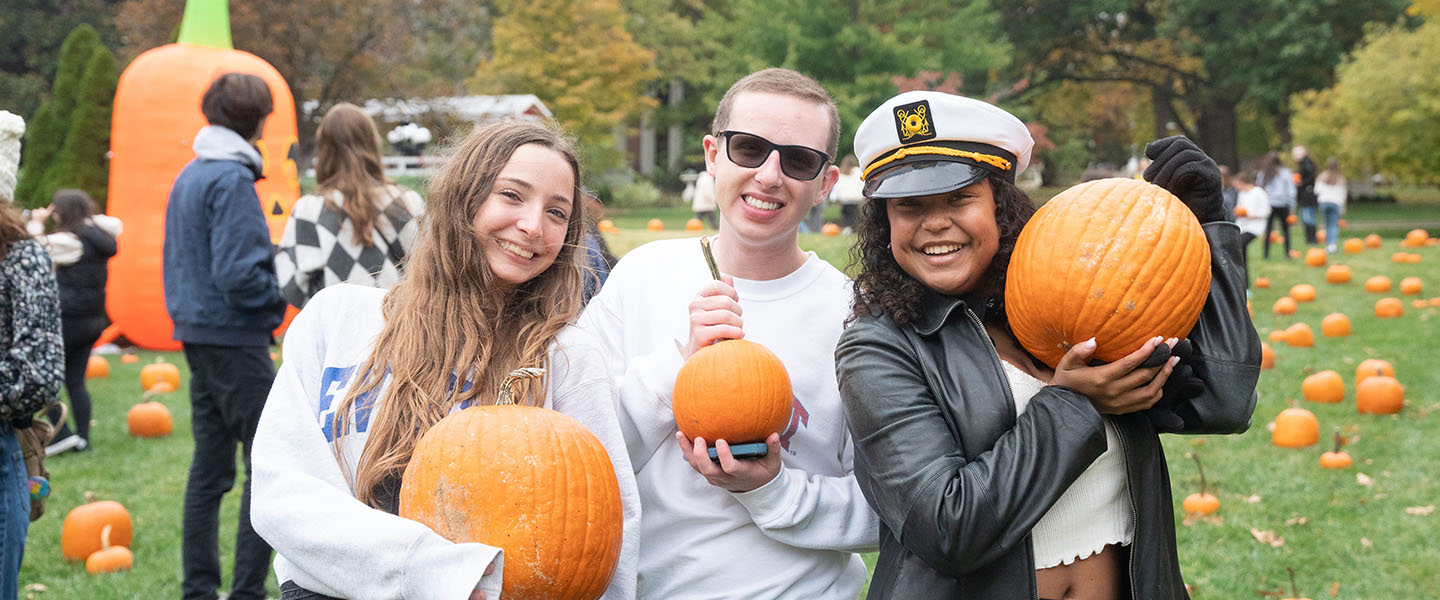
xmin=330 ymin=120 xmax=586 ymax=507
xmin=314 ymin=103 xmax=391 ymax=245
xmin=848 ymin=173 xmax=1036 ymax=329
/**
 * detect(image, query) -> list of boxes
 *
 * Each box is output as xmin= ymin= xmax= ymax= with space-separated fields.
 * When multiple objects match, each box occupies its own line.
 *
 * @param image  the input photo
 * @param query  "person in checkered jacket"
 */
xmin=276 ymin=104 xmax=424 ymax=309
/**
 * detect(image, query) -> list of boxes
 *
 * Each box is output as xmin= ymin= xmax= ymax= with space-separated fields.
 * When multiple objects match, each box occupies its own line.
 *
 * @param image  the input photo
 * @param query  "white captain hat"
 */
xmin=854 ymin=90 xmax=1033 ymax=198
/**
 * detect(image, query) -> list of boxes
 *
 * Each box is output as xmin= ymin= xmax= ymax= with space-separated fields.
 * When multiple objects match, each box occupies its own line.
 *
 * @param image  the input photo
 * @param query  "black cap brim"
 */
xmin=863 ymin=161 xmax=990 ymax=199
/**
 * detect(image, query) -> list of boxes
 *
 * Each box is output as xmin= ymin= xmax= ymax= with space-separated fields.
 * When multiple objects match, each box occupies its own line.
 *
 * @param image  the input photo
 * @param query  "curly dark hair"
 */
xmin=848 ymin=173 xmax=1037 ymax=328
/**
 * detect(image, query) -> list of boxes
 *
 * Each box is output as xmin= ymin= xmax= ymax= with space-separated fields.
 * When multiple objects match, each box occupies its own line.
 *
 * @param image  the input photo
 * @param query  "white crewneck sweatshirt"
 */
xmin=577 ymin=237 xmax=880 ymax=600
xmin=251 ymin=284 xmax=640 ymax=599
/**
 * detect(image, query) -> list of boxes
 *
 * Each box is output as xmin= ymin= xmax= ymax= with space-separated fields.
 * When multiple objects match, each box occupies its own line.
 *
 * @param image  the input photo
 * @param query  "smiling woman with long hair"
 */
xmin=251 ymin=120 xmax=639 ymax=600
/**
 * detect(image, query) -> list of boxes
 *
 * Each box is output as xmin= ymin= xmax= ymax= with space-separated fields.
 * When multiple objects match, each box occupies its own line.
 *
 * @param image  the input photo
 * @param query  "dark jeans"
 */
xmin=1263 ymin=206 xmax=1292 ymax=259
xmin=1 ymin=426 xmax=27 ymax=600
xmin=48 ymin=314 xmax=106 ymax=443
xmin=181 ymin=343 xmax=275 ymax=600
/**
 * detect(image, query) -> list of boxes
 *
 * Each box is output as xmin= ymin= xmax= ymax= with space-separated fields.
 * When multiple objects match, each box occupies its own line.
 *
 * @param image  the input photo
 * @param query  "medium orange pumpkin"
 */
xmin=127 ymin=400 xmax=174 ymax=438
xmin=399 ymin=369 xmax=623 ymax=600
xmin=1320 ymin=313 xmax=1350 ymax=337
xmin=1273 ymin=297 xmax=1298 ymax=316
xmin=1181 ymin=453 xmax=1220 ymax=516
xmin=1303 ymin=248 xmax=1326 ymax=267
xmin=84 ymin=525 xmax=134 ymax=574
xmin=1374 ymin=297 xmax=1404 ymax=318
xmin=1004 ymin=179 xmax=1210 ymax=367
xmin=140 ymin=360 xmax=181 ymax=391
xmin=1355 ymin=359 xmax=1395 ymax=385
xmin=85 ymin=356 xmax=109 ymax=379
xmin=1324 ymin=265 xmax=1351 ymax=284
xmin=684 ymin=218 xmax=703 ymax=231
xmin=1364 ymin=276 xmax=1392 ymax=293
xmin=674 ymin=339 xmax=793 ymax=444
xmin=821 ymin=222 xmax=841 ymax=236
xmin=1260 ymin=343 xmax=1276 ymax=370
xmin=1255 ymin=277 xmax=1271 ymax=289
xmin=1272 ymin=406 xmax=1319 ymax=448
xmin=1319 ymin=432 xmax=1352 ymax=470
xmin=108 ymin=0 xmax=301 ymax=350
xmin=1285 ymin=323 xmax=1314 ymax=347
xmin=1356 ymin=375 xmax=1404 ymax=415
xmin=647 ymin=218 xmax=664 ymax=231
xmin=1343 ymin=238 xmax=1364 ymax=253
xmin=1364 ymin=234 xmax=1383 ymax=248
xmin=1400 ymin=277 xmax=1423 ymax=295
xmin=61 ymin=494 xmax=133 ymax=561
xmin=1301 ymin=370 xmax=1344 ymax=403
xmin=1289 ymin=284 xmax=1316 ymax=302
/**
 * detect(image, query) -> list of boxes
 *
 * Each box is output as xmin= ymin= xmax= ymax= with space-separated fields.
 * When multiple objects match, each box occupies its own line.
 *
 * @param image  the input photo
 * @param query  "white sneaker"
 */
xmin=1326 ymin=243 xmax=1337 ymax=254
xmin=44 ymin=435 xmax=87 ymax=456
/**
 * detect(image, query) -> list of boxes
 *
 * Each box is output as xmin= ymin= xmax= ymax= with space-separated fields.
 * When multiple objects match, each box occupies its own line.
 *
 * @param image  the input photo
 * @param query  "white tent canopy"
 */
xmin=303 ymin=94 xmax=552 ymax=123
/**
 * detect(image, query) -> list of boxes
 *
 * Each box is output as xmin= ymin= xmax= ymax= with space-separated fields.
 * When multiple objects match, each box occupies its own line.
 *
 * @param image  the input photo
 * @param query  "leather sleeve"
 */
xmin=836 ymin=316 xmax=1106 ymax=577
xmin=1153 ymin=221 xmax=1261 ymax=434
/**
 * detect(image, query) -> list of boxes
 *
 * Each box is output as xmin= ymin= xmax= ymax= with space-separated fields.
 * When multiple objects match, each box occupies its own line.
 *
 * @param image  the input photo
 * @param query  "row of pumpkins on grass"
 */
xmin=595 ymin=218 xmax=846 ymax=237
xmin=82 ymin=356 xmax=180 ymax=438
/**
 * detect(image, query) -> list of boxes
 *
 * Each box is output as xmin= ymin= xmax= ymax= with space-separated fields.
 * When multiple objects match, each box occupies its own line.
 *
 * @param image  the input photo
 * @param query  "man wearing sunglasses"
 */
xmin=579 ymin=68 xmax=880 ymax=599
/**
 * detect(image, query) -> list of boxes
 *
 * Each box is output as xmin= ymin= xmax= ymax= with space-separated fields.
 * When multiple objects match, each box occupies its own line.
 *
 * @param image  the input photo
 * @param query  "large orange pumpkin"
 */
xmin=1320 ymin=313 xmax=1350 ymax=337
xmin=1289 ymin=284 xmax=1316 ymax=302
xmin=1301 ymin=370 xmax=1344 ymax=403
xmin=1355 ymin=359 xmax=1395 ymax=385
xmin=1374 ymin=297 xmax=1404 ymax=318
xmin=61 ymin=495 xmax=133 ymax=561
xmin=1364 ymin=276 xmax=1392 ymax=293
xmin=673 ymin=339 xmax=793 ymax=444
xmin=1006 ymin=179 xmax=1210 ymax=367
xmin=107 ymin=0 xmax=300 ymax=350
xmin=1272 ymin=406 xmax=1319 ymax=448
xmin=85 ymin=356 xmax=109 ymax=379
xmin=1343 ymin=238 xmax=1364 ymax=254
xmin=399 ymin=369 xmax=623 ymax=600
xmin=127 ymin=400 xmax=174 ymax=438
xmin=1324 ymin=265 xmax=1351 ymax=284
xmin=1356 ymin=376 xmax=1404 ymax=415
xmin=140 ymin=360 xmax=181 ymax=392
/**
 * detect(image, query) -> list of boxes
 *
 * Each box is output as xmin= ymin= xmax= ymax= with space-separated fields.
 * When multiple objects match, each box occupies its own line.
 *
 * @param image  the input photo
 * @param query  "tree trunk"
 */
xmin=1150 ymin=87 xmax=1178 ymax=141
xmin=1272 ymin=108 xmax=1292 ymax=148
xmin=1193 ymin=96 xmax=1239 ymax=169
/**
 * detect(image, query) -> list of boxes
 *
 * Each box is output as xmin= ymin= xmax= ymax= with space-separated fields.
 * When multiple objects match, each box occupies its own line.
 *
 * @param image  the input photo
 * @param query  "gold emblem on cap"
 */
xmin=895 ymin=105 xmax=931 ymax=142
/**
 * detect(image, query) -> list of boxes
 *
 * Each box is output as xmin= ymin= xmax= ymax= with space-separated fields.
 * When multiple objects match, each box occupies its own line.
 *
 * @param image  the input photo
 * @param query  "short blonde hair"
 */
xmin=711 ymin=68 xmax=839 ymax=158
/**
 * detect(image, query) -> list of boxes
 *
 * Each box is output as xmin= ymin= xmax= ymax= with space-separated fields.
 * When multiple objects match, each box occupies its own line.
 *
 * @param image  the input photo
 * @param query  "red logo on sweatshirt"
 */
xmin=779 ymin=397 xmax=809 ymax=452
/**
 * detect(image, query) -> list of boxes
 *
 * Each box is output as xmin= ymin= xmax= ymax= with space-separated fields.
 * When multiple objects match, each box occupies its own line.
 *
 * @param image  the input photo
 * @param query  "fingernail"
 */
xmin=1081 ymin=338 xmax=1097 ymax=349
xmin=1168 ymin=356 xmax=1180 ymax=367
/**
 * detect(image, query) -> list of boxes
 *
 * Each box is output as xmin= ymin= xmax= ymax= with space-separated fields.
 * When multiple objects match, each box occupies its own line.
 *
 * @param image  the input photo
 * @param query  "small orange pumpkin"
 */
xmin=84 ymin=525 xmax=133 ymax=574
xmin=85 ymin=356 xmax=110 ymax=379
xmin=1364 ymin=276 xmax=1392 ymax=293
xmin=1431 ymin=297 xmax=1440 ymax=307
xmin=1301 ymin=370 xmax=1344 ymax=403
xmin=820 ymin=222 xmax=841 ymax=236
xmin=139 ymin=360 xmax=181 ymax=391
xmin=1255 ymin=277 xmax=1271 ymax=289
xmin=1286 ymin=214 xmax=1298 ymax=225
xmin=1273 ymin=297 xmax=1298 ymax=315
xmin=61 ymin=493 xmax=133 ymax=561
xmin=1356 ymin=375 xmax=1404 ymax=414
xmin=1324 ymin=265 xmax=1351 ymax=284
xmin=1181 ymin=453 xmax=1220 ymax=516
xmin=1406 ymin=252 xmax=1423 ymax=263
xmin=674 ymin=339 xmax=793 ymax=444
xmin=119 ymin=353 xmax=140 ymax=364
xmin=1374 ymin=297 xmax=1404 ymax=318
xmin=1303 ymin=248 xmax=1326 ymax=267
xmin=1338 ymin=218 xmax=1347 ymax=229
xmin=1270 ymin=231 xmax=1283 ymax=244
xmin=597 ymin=219 xmax=617 ymax=234
xmin=1319 ymin=431 xmax=1352 ymax=470
xmin=127 ymin=399 xmax=174 ymax=438
xmin=1342 ymin=238 xmax=1364 ymax=253
xmin=1355 ymin=359 xmax=1395 ymax=385
xmin=1320 ymin=313 xmax=1350 ymax=337
xmin=1400 ymin=277 xmax=1423 ymax=295
xmin=1317 ymin=230 xmax=1326 ymax=243
xmin=684 ymin=218 xmax=703 ymax=232
xmin=1267 ymin=330 xmax=1287 ymax=342
xmin=1392 ymin=252 xmax=1410 ymax=263
xmin=1234 ymin=206 xmax=1247 ymax=217
xmin=1004 ymin=179 xmax=1210 ymax=367
xmin=1285 ymin=323 xmax=1314 ymax=347
xmin=399 ymin=369 xmax=623 ymax=600
xmin=1272 ymin=405 xmax=1319 ymax=448
xmin=1414 ymin=299 xmax=1429 ymax=309
xmin=646 ymin=218 xmax=664 ymax=231
xmin=1288 ymin=249 xmax=1301 ymax=259
xmin=1364 ymin=233 xmax=1383 ymax=248
xmin=1260 ymin=342 xmax=1275 ymax=370
xmin=1289 ymin=284 xmax=1316 ymax=302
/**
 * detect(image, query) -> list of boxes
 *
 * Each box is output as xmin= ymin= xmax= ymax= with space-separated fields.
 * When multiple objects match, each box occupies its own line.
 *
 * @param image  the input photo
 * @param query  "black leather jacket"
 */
xmin=836 ymin=222 xmax=1260 ymax=599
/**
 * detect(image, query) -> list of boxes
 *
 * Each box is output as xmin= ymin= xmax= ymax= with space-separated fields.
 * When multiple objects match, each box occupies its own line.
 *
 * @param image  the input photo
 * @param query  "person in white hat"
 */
xmin=835 ymin=91 xmax=1259 ymax=599
xmin=1 ymin=110 xmax=65 ymax=600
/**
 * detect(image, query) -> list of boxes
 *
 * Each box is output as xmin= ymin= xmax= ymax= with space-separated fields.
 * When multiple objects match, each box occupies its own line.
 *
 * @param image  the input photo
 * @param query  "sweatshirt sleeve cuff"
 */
xmin=729 ymin=467 xmax=795 ymax=524
xmin=402 ymin=536 xmax=504 ymax=599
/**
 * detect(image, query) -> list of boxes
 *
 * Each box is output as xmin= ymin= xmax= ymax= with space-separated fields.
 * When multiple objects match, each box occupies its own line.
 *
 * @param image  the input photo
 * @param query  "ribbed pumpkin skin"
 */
xmin=673 ymin=339 xmax=793 ymax=443
xmin=1006 ymin=178 xmax=1212 ymax=367
xmin=399 ymin=406 xmax=622 ymax=600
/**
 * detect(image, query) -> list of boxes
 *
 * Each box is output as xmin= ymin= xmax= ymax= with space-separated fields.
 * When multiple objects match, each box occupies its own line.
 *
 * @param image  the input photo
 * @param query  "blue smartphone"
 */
xmin=707 ymin=442 xmax=769 ymax=462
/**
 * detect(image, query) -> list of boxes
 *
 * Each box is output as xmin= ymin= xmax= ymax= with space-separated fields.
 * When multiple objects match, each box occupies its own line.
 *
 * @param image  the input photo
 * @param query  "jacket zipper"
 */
xmin=963 ymin=308 xmax=1043 ymax=600
xmin=1113 ymin=421 xmax=1139 ymax=600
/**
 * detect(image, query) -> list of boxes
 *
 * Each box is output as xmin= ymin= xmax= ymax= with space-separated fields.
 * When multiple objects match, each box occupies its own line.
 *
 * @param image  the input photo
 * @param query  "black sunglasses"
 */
xmin=719 ymin=130 xmax=832 ymax=181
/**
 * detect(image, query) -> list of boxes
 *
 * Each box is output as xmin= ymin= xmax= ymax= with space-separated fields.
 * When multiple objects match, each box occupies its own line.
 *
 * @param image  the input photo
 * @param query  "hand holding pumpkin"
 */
xmin=675 ymin=431 xmax=782 ymax=493
xmin=1053 ymin=336 xmax=1177 ymax=415
xmin=467 ymin=563 xmax=497 ymax=600
xmin=682 ymin=275 xmax=744 ymax=359
xmin=1143 ymin=136 xmax=1225 ymax=224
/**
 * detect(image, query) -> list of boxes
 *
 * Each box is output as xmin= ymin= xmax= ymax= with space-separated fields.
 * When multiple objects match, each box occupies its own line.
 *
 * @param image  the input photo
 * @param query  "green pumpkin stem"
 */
xmin=1287 ymin=566 xmax=1299 ymax=598
xmin=699 ymin=236 xmax=722 ymax=281
xmin=177 ymin=0 xmax=234 ymax=49
xmin=1333 ymin=430 xmax=1344 ymax=453
xmin=497 ymin=368 xmax=546 ymax=406
xmin=1188 ymin=452 xmax=1208 ymax=496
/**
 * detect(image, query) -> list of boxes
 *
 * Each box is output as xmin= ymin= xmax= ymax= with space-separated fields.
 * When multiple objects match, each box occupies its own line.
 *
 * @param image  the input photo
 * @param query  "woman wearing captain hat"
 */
xmin=834 ymin=91 xmax=1258 ymax=598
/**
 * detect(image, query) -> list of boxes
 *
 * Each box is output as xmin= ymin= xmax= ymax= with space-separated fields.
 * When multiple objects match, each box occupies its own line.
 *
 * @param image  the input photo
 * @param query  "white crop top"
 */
xmin=1000 ymin=360 xmax=1134 ymax=569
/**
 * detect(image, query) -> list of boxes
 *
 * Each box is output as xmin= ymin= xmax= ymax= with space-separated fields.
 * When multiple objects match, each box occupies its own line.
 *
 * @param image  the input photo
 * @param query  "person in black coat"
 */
xmin=1293 ymin=145 xmax=1318 ymax=244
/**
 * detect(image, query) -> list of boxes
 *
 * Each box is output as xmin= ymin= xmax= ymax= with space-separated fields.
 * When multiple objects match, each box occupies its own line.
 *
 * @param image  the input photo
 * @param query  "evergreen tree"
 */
xmin=45 ymin=47 xmax=118 ymax=210
xmin=14 ymin=23 xmax=116 ymax=210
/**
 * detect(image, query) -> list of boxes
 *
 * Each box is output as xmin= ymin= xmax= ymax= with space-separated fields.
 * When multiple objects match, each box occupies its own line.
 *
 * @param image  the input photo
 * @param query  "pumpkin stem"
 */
xmin=100 ymin=524 xmax=112 ymax=550
xmin=1332 ymin=430 xmax=1344 ymax=453
xmin=1188 ymin=452 xmax=1208 ymax=496
xmin=1287 ymin=566 xmax=1299 ymax=597
xmin=699 ymin=236 xmax=722 ymax=281
xmin=83 ymin=491 xmax=95 ymax=504
xmin=177 ymin=0 xmax=234 ymax=49
xmin=497 ymin=368 xmax=546 ymax=406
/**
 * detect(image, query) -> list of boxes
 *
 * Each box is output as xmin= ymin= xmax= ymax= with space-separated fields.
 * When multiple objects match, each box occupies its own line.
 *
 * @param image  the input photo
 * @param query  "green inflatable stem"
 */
xmin=176 ymin=0 xmax=233 ymax=49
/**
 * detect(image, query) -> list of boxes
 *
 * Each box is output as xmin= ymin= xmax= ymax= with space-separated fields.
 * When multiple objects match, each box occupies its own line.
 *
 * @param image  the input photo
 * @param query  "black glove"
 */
xmin=1137 ymin=339 xmax=1206 ymax=430
xmin=1143 ymin=136 xmax=1226 ymax=224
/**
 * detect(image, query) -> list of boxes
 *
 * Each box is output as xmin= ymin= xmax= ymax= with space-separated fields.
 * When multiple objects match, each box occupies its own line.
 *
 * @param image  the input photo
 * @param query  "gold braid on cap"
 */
xmin=862 ymin=146 xmax=1013 ymax=181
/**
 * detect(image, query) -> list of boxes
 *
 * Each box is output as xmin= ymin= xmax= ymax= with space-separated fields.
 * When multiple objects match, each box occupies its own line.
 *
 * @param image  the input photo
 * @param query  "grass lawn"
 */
xmin=21 ymin=208 xmax=1440 ymax=598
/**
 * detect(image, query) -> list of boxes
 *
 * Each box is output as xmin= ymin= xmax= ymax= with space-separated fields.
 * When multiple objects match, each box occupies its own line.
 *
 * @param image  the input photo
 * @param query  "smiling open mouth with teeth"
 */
xmin=498 ymin=240 xmax=535 ymax=259
xmin=923 ymin=244 xmax=963 ymax=255
xmin=743 ymin=195 xmax=781 ymax=210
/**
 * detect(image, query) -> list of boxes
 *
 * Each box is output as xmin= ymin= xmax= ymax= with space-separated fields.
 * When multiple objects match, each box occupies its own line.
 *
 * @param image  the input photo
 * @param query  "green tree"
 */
xmin=14 ymin=24 xmax=116 ymax=210
xmin=0 ymin=0 xmax=120 ymax=120
xmin=1292 ymin=18 xmax=1440 ymax=183
xmin=472 ymin=0 xmax=659 ymax=172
